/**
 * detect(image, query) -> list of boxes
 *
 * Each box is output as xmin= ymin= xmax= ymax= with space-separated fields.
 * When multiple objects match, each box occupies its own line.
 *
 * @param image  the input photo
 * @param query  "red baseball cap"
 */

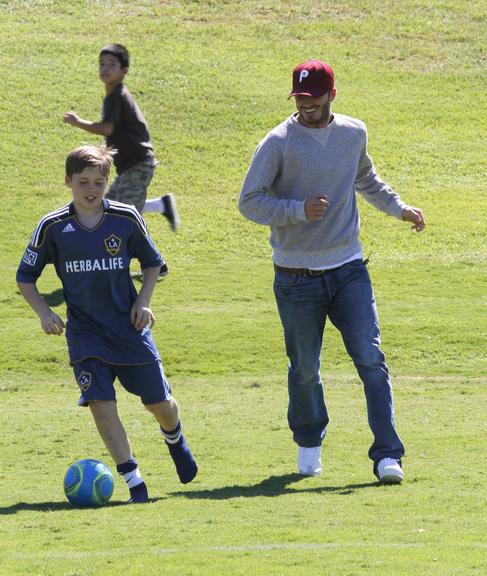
xmin=289 ymin=60 xmax=335 ymax=99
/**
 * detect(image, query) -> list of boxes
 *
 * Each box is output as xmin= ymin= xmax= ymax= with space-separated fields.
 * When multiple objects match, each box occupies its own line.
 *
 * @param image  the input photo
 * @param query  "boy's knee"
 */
xmin=89 ymin=399 xmax=117 ymax=415
xmin=144 ymin=398 xmax=179 ymax=430
xmin=144 ymin=398 xmax=177 ymax=415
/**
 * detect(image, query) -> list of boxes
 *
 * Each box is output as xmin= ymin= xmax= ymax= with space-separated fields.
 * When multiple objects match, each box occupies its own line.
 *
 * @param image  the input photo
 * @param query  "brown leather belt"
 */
xmin=274 ymin=264 xmax=326 ymax=276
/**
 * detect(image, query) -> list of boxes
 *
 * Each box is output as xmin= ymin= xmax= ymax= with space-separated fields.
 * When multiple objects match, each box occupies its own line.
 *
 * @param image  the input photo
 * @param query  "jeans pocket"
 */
xmin=273 ymin=272 xmax=303 ymax=299
xmin=345 ymin=259 xmax=365 ymax=268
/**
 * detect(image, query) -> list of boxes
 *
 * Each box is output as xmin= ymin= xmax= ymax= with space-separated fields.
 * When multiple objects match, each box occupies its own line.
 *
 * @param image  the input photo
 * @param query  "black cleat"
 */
xmin=166 ymin=436 xmax=198 ymax=484
xmin=161 ymin=194 xmax=180 ymax=232
xmin=128 ymin=481 xmax=149 ymax=503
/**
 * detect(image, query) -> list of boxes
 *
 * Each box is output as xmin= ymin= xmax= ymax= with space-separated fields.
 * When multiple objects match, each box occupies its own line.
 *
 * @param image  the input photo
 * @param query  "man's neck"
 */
xmin=297 ymin=113 xmax=334 ymax=129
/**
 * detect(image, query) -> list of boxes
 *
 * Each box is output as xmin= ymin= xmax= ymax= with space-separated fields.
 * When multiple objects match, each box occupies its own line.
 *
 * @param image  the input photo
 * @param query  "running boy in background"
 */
xmin=17 ymin=145 xmax=197 ymax=503
xmin=63 ymin=43 xmax=179 ymax=233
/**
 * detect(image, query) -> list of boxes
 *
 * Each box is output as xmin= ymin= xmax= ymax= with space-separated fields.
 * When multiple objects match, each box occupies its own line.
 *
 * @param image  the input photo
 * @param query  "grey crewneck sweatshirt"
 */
xmin=239 ymin=113 xmax=406 ymax=268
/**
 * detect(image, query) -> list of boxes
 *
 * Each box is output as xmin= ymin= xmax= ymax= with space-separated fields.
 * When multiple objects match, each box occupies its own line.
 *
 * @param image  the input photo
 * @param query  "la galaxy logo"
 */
xmin=77 ymin=371 xmax=92 ymax=392
xmin=104 ymin=234 xmax=122 ymax=256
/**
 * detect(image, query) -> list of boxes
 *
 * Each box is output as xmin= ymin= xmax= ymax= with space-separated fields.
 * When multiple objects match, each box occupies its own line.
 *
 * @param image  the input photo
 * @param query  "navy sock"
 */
xmin=161 ymin=421 xmax=182 ymax=445
xmin=116 ymin=458 xmax=149 ymax=503
xmin=160 ymin=424 xmax=198 ymax=484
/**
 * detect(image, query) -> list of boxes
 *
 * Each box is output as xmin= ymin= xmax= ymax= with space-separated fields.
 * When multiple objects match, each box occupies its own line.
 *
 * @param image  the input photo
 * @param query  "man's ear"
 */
xmin=329 ymin=88 xmax=337 ymax=102
xmin=65 ymin=175 xmax=71 ymax=187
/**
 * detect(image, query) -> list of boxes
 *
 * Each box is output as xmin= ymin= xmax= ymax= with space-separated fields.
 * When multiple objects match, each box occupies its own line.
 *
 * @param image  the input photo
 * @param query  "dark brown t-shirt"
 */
xmin=102 ymin=83 xmax=155 ymax=174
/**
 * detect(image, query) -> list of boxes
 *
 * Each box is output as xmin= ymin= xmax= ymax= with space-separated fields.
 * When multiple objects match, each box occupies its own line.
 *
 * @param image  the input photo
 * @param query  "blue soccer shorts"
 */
xmin=72 ymin=358 xmax=172 ymax=407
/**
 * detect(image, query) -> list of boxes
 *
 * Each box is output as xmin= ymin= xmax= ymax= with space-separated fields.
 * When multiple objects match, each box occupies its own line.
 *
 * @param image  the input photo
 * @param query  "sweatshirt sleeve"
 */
xmin=355 ymin=127 xmax=406 ymax=219
xmin=239 ymin=135 xmax=306 ymax=226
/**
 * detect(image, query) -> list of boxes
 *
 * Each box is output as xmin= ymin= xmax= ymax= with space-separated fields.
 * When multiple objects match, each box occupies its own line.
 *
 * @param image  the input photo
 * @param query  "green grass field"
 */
xmin=1 ymin=1 xmax=486 ymax=574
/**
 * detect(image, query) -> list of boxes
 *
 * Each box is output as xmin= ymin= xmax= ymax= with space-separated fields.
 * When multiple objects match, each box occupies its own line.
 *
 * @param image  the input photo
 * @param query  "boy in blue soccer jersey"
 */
xmin=16 ymin=145 xmax=197 ymax=503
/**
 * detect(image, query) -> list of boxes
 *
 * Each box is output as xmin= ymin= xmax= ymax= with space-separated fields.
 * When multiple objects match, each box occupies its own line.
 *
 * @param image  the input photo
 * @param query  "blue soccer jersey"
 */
xmin=16 ymin=199 xmax=165 ymax=366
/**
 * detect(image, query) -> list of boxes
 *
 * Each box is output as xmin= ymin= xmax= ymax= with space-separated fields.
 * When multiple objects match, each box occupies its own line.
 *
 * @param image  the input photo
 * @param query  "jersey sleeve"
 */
xmin=128 ymin=221 xmax=165 ymax=271
xmin=16 ymin=227 xmax=53 ymax=284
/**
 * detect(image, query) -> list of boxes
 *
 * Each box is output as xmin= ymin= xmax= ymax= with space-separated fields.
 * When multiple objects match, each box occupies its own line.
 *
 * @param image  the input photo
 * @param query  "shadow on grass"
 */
xmin=41 ymin=289 xmax=65 ymax=307
xmin=171 ymin=473 xmax=382 ymax=500
xmin=0 ymin=497 xmax=165 ymax=514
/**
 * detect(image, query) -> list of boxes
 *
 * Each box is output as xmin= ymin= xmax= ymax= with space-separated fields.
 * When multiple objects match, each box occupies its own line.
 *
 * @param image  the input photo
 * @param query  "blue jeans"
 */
xmin=273 ymin=260 xmax=405 ymax=463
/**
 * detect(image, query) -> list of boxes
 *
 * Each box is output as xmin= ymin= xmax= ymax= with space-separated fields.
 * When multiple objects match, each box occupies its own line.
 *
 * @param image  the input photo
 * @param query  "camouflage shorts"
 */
xmin=105 ymin=158 xmax=157 ymax=214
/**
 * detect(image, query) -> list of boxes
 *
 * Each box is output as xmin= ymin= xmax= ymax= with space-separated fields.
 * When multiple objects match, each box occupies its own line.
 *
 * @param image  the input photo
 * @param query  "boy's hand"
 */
xmin=131 ymin=303 xmax=155 ymax=331
xmin=41 ymin=310 xmax=65 ymax=335
xmin=63 ymin=111 xmax=81 ymax=126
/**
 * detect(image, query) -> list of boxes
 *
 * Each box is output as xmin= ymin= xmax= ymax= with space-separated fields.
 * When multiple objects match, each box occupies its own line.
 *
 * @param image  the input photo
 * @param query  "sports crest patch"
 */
xmin=77 ymin=371 xmax=92 ymax=392
xmin=104 ymin=234 xmax=122 ymax=256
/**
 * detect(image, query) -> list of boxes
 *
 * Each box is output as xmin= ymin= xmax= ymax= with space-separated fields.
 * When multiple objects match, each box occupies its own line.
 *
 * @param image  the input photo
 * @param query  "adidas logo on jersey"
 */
xmin=62 ymin=223 xmax=76 ymax=233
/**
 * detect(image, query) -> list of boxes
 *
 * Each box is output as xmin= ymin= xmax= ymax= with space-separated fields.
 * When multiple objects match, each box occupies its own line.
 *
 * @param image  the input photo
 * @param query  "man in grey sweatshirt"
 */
xmin=239 ymin=59 xmax=425 ymax=484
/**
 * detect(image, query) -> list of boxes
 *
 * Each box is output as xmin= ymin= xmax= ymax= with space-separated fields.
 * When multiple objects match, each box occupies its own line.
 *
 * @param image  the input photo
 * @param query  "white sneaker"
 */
xmin=375 ymin=458 xmax=403 ymax=484
xmin=298 ymin=446 xmax=322 ymax=476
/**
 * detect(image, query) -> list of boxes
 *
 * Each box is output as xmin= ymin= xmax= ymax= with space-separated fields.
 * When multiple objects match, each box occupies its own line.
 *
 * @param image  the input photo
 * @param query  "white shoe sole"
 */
xmin=379 ymin=473 xmax=403 ymax=484
xmin=379 ymin=476 xmax=403 ymax=484
xmin=299 ymin=469 xmax=322 ymax=477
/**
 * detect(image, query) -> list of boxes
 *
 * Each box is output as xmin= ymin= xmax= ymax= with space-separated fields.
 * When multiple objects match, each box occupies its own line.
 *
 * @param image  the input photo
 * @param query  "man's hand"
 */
xmin=40 ymin=310 xmax=65 ymax=335
xmin=63 ymin=111 xmax=81 ymax=126
xmin=131 ymin=303 xmax=155 ymax=331
xmin=305 ymin=196 xmax=329 ymax=221
xmin=402 ymin=206 xmax=426 ymax=232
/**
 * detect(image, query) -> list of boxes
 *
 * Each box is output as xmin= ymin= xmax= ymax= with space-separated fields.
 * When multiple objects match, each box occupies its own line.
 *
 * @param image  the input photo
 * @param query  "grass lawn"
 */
xmin=1 ymin=373 xmax=486 ymax=575
xmin=0 ymin=1 xmax=486 ymax=574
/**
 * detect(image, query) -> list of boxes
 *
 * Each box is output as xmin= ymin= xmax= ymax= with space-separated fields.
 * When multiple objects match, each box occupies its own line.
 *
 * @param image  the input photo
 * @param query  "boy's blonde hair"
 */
xmin=65 ymin=145 xmax=116 ymax=178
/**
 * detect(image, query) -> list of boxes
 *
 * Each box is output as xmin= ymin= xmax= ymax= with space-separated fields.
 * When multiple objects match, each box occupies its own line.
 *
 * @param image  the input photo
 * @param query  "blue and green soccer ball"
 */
xmin=64 ymin=459 xmax=114 ymax=507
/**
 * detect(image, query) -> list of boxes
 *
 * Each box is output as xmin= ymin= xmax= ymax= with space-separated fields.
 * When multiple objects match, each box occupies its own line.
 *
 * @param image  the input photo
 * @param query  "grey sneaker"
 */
xmin=374 ymin=458 xmax=403 ymax=484
xmin=161 ymin=194 xmax=180 ymax=232
xmin=297 ymin=446 xmax=322 ymax=476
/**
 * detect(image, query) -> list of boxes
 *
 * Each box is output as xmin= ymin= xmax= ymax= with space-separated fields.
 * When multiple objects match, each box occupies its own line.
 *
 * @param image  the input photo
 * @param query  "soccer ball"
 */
xmin=64 ymin=459 xmax=114 ymax=507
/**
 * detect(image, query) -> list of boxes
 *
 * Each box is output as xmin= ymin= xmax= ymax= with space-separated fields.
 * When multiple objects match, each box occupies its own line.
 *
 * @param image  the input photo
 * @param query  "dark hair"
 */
xmin=99 ymin=43 xmax=130 ymax=68
xmin=65 ymin=145 xmax=116 ymax=178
